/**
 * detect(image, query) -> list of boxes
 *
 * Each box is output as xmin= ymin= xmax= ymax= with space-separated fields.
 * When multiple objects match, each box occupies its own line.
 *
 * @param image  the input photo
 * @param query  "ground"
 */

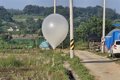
xmin=0 ymin=49 xmax=94 ymax=80
xmin=0 ymin=49 xmax=120 ymax=80
xmin=74 ymin=50 xmax=120 ymax=80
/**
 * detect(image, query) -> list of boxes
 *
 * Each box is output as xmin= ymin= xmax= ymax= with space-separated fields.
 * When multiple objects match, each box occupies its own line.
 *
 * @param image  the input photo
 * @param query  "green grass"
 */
xmin=68 ymin=57 xmax=94 ymax=80
xmin=0 ymin=49 xmax=94 ymax=80
xmin=46 ymin=50 xmax=94 ymax=80
xmin=0 ymin=55 xmax=23 ymax=68
xmin=75 ymin=41 xmax=89 ymax=50
xmin=0 ymin=49 xmax=69 ymax=80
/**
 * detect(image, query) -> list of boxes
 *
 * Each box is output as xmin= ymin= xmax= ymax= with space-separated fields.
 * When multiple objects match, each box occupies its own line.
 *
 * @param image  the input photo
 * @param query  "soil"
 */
xmin=75 ymin=50 xmax=120 ymax=80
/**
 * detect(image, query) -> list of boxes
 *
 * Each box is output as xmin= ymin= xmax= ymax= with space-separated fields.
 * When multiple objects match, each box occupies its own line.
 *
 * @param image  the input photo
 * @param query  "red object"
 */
xmin=114 ymin=45 xmax=117 ymax=49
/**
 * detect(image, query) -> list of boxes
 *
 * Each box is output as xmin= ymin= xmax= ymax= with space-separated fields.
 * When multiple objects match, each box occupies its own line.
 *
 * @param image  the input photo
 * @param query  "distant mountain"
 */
xmin=21 ymin=5 xmax=120 ymax=20
xmin=3 ymin=5 xmax=120 ymax=21
xmin=7 ymin=9 xmax=23 ymax=15
xmin=73 ymin=6 xmax=120 ymax=21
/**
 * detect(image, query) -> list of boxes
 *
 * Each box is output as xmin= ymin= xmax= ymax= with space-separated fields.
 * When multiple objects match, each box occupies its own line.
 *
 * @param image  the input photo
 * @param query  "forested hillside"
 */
xmin=6 ymin=5 xmax=120 ymax=20
xmin=0 ymin=5 xmax=119 ymax=44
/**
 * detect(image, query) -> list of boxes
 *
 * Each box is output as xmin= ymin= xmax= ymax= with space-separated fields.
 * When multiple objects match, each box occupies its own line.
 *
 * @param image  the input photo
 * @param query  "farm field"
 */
xmin=0 ymin=49 xmax=94 ymax=80
xmin=1 ymin=1 xmax=120 ymax=80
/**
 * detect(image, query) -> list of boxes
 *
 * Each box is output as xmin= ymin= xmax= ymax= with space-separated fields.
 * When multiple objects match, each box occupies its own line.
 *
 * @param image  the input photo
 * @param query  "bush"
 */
xmin=75 ymin=41 xmax=89 ymax=50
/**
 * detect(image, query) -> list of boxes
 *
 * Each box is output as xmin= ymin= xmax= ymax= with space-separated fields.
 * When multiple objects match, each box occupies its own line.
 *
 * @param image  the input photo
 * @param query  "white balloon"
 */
xmin=42 ymin=14 xmax=69 ymax=49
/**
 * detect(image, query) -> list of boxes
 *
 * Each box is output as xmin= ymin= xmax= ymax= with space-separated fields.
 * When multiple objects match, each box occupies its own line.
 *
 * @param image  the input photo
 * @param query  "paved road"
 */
xmin=74 ymin=50 xmax=120 ymax=80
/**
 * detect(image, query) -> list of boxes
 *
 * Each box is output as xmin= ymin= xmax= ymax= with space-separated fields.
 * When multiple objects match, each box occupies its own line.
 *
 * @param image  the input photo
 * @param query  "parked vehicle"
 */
xmin=105 ymin=29 xmax=120 ymax=53
xmin=111 ymin=40 xmax=120 ymax=54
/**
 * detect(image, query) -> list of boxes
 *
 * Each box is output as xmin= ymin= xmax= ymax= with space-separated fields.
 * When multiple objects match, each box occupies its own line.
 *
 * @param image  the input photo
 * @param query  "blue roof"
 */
xmin=112 ymin=23 xmax=120 ymax=27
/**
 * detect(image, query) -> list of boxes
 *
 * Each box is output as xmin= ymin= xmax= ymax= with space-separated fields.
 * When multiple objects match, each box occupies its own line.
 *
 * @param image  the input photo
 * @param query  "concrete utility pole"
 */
xmin=54 ymin=0 xmax=56 ymax=14
xmin=69 ymin=0 xmax=74 ymax=58
xmin=101 ymin=0 xmax=106 ymax=53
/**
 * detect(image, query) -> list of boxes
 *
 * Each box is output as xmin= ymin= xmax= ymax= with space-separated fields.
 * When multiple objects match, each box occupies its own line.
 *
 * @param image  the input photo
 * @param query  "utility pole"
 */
xmin=101 ymin=0 xmax=106 ymax=53
xmin=69 ymin=0 xmax=74 ymax=58
xmin=54 ymin=0 xmax=56 ymax=14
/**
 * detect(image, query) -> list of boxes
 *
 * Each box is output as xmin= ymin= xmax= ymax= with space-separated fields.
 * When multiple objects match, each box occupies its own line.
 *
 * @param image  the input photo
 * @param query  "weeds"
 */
xmin=75 ymin=41 xmax=89 ymax=50
xmin=0 ymin=55 xmax=23 ymax=68
xmin=68 ymin=57 xmax=94 ymax=80
xmin=0 ymin=49 xmax=94 ymax=80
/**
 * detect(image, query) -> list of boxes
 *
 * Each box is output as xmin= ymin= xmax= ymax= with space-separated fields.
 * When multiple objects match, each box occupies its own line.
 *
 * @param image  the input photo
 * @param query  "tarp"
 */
xmin=105 ymin=29 xmax=120 ymax=50
xmin=39 ymin=41 xmax=50 ymax=48
xmin=112 ymin=23 xmax=120 ymax=27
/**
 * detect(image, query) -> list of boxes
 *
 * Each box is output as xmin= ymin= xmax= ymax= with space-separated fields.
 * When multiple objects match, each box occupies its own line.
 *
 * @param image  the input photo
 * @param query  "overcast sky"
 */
xmin=0 ymin=0 xmax=120 ymax=13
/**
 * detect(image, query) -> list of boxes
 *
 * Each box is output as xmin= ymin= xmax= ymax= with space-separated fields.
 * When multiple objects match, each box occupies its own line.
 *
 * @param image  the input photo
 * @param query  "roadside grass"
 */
xmin=0 ymin=49 xmax=94 ymax=80
xmin=75 ymin=41 xmax=89 ymax=50
xmin=68 ymin=56 xmax=94 ymax=80
xmin=51 ymin=50 xmax=95 ymax=80
xmin=74 ymin=40 xmax=110 ymax=58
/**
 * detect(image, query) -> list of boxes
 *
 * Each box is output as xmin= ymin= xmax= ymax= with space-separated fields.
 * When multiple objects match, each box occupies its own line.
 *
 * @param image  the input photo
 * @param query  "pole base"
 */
xmin=70 ymin=50 xmax=74 ymax=58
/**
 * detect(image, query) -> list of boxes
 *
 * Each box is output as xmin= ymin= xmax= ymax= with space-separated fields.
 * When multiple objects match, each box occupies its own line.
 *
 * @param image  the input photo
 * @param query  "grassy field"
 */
xmin=12 ymin=15 xmax=44 ymax=22
xmin=0 ymin=49 xmax=94 ymax=80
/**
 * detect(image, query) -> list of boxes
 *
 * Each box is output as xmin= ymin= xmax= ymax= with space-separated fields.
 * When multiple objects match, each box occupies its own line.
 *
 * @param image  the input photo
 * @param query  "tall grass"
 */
xmin=0 ymin=49 xmax=94 ymax=80
xmin=0 ymin=55 xmax=23 ymax=68
xmin=68 ymin=57 xmax=94 ymax=80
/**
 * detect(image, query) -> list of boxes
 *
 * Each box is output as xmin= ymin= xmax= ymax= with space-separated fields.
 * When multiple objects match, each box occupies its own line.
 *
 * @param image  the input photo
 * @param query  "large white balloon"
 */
xmin=42 ymin=14 xmax=68 ymax=49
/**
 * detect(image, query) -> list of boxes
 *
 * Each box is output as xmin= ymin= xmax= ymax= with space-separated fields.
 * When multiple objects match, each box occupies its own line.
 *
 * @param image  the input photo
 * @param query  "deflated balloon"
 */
xmin=42 ymin=14 xmax=68 ymax=49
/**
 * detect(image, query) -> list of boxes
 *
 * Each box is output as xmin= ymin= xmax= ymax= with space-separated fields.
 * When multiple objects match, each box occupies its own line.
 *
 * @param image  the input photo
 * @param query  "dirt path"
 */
xmin=74 ymin=50 xmax=120 ymax=80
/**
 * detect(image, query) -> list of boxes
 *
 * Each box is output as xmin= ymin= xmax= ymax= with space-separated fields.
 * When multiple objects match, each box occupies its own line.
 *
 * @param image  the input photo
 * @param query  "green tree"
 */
xmin=36 ymin=18 xmax=43 ymax=29
xmin=7 ymin=9 xmax=23 ymax=15
xmin=57 ymin=6 xmax=69 ymax=19
xmin=75 ymin=16 xmax=113 ymax=41
xmin=22 ymin=5 xmax=120 ymax=20
xmin=23 ymin=5 xmax=41 ymax=15
xmin=0 ymin=19 xmax=2 ymax=26
xmin=26 ymin=17 xmax=35 ymax=33
xmin=25 ymin=17 xmax=43 ymax=34
xmin=0 ymin=6 xmax=13 ymax=22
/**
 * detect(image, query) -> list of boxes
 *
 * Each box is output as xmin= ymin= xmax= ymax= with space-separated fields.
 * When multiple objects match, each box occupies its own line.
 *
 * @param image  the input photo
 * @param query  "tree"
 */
xmin=25 ymin=17 xmax=36 ymax=33
xmin=0 ymin=19 xmax=2 ymax=26
xmin=7 ymin=9 xmax=23 ymax=15
xmin=22 ymin=5 xmax=120 ymax=21
xmin=36 ymin=18 xmax=43 ymax=29
xmin=23 ymin=5 xmax=41 ymax=14
xmin=75 ymin=16 xmax=113 ymax=41
xmin=25 ymin=17 xmax=42 ymax=34
xmin=57 ymin=6 xmax=69 ymax=19
xmin=0 ymin=6 xmax=13 ymax=22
